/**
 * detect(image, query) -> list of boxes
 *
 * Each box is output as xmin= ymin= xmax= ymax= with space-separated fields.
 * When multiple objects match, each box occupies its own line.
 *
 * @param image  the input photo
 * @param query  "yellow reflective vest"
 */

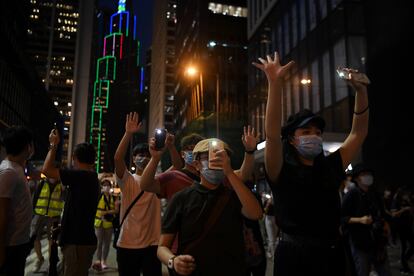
xmin=95 ymin=194 xmax=115 ymax=229
xmin=34 ymin=180 xmax=64 ymax=217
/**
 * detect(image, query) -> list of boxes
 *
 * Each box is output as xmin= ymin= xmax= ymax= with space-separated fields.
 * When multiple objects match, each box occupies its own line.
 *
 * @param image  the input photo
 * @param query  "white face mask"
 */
xmin=359 ymin=175 xmax=374 ymax=187
xmin=102 ymin=186 xmax=110 ymax=193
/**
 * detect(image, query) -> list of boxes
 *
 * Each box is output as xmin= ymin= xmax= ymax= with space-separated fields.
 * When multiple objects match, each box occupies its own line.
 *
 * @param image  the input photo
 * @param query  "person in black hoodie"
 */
xmin=341 ymin=164 xmax=391 ymax=276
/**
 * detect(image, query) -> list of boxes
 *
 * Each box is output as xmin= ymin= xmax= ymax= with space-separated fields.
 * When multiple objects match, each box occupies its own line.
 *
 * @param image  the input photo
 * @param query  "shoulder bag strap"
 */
xmin=119 ymin=190 xmax=144 ymax=228
xmin=182 ymin=189 xmax=231 ymax=254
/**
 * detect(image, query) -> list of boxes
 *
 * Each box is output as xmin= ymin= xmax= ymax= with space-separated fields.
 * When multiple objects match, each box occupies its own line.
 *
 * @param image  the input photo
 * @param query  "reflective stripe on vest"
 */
xmin=34 ymin=181 xmax=64 ymax=217
xmin=94 ymin=194 xmax=115 ymax=229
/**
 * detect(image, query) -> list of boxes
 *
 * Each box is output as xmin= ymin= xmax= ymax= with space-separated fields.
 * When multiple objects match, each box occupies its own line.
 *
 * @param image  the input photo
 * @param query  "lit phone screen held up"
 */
xmin=208 ymin=140 xmax=224 ymax=170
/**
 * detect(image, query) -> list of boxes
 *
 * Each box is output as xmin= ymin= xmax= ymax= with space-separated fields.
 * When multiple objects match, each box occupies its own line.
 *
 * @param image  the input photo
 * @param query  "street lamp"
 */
xmin=184 ymin=66 xmax=221 ymax=138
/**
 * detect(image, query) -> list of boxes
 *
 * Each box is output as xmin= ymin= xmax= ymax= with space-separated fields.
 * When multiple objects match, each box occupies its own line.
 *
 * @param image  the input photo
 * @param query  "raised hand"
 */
xmin=211 ymin=149 xmax=232 ymax=176
xmin=165 ymin=133 xmax=175 ymax=149
xmin=242 ymin=125 xmax=260 ymax=152
xmin=49 ymin=129 xmax=60 ymax=146
xmin=252 ymin=51 xmax=294 ymax=82
xmin=125 ymin=112 xmax=142 ymax=134
xmin=148 ymin=137 xmax=164 ymax=160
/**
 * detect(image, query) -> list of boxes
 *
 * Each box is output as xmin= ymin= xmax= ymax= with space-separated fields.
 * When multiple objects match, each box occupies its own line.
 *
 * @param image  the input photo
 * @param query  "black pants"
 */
xmin=400 ymin=229 xmax=414 ymax=271
xmin=274 ymin=237 xmax=346 ymax=276
xmin=246 ymin=258 xmax=266 ymax=276
xmin=116 ymin=245 xmax=161 ymax=276
xmin=0 ymin=242 xmax=30 ymax=276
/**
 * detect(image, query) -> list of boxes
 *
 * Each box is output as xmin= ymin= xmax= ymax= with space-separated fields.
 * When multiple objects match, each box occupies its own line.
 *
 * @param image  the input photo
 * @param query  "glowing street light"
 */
xmin=185 ymin=66 xmax=198 ymax=77
xmin=300 ymin=79 xmax=311 ymax=85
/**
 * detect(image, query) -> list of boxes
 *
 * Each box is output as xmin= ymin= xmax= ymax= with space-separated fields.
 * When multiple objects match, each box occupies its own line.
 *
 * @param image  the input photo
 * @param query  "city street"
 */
xmin=25 ymin=236 xmax=413 ymax=275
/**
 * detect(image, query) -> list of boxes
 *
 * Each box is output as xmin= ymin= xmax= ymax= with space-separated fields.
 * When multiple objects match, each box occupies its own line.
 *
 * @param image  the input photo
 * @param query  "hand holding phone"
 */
xmin=208 ymin=140 xmax=224 ymax=170
xmin=154 ymin=128 xmax=167 ymax=151
xmin=337 ymin=67 xmax=370 ymax=84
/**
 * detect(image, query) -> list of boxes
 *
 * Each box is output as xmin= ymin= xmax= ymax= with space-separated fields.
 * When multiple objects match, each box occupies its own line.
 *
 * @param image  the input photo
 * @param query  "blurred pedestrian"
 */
xmin=31 ymin=175 xmax=64 ymax=272
xmin=263 ymin=194 xmax=278 ymax=259
xmin=341 ymin=164 xmax=391 ymax=276
xmin=92 ymin=179 xmax=118 ymax=271
xmin=42 ymin=129 xmax=100 ymax=276
xmin=391 ymin=185 xmax=414 ymax=274
xmin=253 ymin=51 xmax=369 ymax=275
xmin=0 ymin=126 xmax=34 ymax=276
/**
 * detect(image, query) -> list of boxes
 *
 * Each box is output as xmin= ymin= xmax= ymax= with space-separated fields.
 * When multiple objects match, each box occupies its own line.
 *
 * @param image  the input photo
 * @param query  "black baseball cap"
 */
xmin=351 ymin=163 xmax=373 ymax=177
xmin=281 ymin=109 xmax=325 ymax=139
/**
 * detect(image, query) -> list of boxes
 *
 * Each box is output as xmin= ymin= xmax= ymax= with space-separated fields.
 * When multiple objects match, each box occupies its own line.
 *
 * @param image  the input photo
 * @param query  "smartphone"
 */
xmin=336 ymin=67 xmax=370 ymax=84
xmin=154 ymin=128 xmax=167 ymax=150
xmin=208 ymin=140 xmax=224 ymax=170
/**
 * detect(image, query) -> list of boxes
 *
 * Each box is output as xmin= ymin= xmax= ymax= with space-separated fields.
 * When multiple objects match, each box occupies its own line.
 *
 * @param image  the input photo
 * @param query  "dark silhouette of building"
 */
xmin=0 ymin=0 xmax=62 ymax=162
xmin=149 ymin=0 xmax=177 ymax=135
xmin=25 ymin=0 xmax=79 ymax=164
xmin=173 ymin=0 xmax=248 ymax=167
xmin=247 ymin=0 xmax=414 ymax=190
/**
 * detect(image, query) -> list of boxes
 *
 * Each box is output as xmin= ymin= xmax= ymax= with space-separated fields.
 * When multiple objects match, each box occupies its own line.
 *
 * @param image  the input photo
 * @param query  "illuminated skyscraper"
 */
xmin=89 ymin=0 xmax=147 ymax=172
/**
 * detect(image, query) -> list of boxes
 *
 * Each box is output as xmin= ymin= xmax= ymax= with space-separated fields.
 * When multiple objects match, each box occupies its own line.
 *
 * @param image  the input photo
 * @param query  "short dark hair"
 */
xmin=180 ymin=133 xmax=205 ymax=150
xmin=132 ymin=143 xmax=149 ymax=157
xmin=0 ymin=126 xmax=33 ymax=156
xmin=73 ymin=143 xmax=96 ymax=164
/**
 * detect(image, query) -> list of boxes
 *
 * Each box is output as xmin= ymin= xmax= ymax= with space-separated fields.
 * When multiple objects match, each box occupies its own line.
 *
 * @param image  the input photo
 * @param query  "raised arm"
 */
xmin=140 ymin=137 xmax=164 ymax=194
xmin=166 ymin=134 xmax=184 ymax=170
xmin=42 ymin=129 xmax=61 ymax=180
xmin=339 ymin=71 xmax=369 ymax=168
xmin=252 ymin=52 xmax=294 ymax=183
xmin=215 ymin=150 xmax=263 ymax=220
xmin=235 ymin=126 xmax=259 ymax=182
xmin=114 ymin=112 xmax=142 ymax=179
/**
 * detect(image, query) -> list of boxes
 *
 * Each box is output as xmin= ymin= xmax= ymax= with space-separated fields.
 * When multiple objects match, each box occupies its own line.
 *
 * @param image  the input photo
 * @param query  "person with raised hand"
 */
xmin=113 ymin=112 xmax=162 ymax=276
xmin=253 ymin=51 xmax=369 ymax=275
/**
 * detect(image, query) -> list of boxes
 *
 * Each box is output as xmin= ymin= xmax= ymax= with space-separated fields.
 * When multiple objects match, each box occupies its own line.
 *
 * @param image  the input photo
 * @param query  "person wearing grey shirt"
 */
xmin=0 ymin=126 xmax=34 ymax=276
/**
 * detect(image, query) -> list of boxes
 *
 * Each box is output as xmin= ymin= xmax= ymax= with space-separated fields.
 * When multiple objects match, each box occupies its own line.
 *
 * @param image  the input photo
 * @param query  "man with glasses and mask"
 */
xmin=157 ymin=138 xmax=263 ymax=276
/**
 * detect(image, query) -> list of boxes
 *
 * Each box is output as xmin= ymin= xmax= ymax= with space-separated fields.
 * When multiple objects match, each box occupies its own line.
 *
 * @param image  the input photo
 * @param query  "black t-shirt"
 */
xmin=341 ymin=187 xmax=386 ymax=250
xmin=59 ymin=169 xmax=100 ymax=246
xmin=266 ymin=150 xmax=345 ymax=240
xmin=162 ymin=183 xmax=246 ymax=276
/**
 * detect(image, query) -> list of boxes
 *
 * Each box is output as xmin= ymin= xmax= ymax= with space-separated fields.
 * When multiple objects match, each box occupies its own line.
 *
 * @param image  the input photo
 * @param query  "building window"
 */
xmin=309 ymin=0 xmax=317 ymax=31
xmin=311 ymin=60 xmax=320 ymax=112
xmin=208 ymin=2 xmax=247 ymax=17
xmin=299 ymin=0 xmax=307 ymax=40
xmin=291 ymin=3 xmax=298 ymax=48
xmin=292 ymin=75 xmax=300 ymax=113
xmin=301 ymin=68 xmax=311 ymax=109
xmin=283 ymin=13 xmax=290 ymax=54
xmin=322 ymin=51 xmax=332 ymax=107
xmin=333 ymin=38 xmax=347 ymax=101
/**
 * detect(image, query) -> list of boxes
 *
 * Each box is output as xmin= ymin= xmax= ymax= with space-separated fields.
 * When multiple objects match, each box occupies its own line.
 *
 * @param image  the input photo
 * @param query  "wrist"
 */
xmin=48 ymin=143 xmax=58 ymax=150
xmin=245 ymin=149 xmax=256 ymax=154
xmin=168 ymin=255 xmax=177 ymax=271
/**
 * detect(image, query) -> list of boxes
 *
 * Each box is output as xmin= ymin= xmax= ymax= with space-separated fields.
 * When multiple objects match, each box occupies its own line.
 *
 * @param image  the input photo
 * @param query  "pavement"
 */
xmin=24 ymin=238 xmax=412 ymax=275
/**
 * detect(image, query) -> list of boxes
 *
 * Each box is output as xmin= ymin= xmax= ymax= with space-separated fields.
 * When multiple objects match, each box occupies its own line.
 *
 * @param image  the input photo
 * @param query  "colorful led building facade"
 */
xmin=90 ymin=0 xmax=145 ymax=172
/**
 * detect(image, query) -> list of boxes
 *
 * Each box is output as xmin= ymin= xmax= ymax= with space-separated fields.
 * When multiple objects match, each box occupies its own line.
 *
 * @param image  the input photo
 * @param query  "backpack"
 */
xmin=243 ymin=221 xmax=264 ymax=267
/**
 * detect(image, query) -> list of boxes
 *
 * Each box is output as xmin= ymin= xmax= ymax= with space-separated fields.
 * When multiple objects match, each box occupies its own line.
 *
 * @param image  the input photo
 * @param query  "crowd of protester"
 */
xmin=1 ymin=51 xmax=413 ymax=276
